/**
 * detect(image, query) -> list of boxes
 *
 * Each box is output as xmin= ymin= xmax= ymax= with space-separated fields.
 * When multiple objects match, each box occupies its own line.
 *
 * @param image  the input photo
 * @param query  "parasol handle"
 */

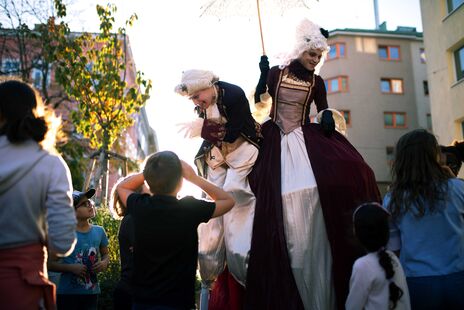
xmin=256 ymin=0 xmax=266 ymax=55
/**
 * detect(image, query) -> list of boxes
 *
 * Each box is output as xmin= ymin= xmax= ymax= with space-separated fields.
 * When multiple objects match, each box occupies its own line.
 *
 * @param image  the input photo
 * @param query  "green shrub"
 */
xmin=93 ymin=206 xmax=121 ymax=310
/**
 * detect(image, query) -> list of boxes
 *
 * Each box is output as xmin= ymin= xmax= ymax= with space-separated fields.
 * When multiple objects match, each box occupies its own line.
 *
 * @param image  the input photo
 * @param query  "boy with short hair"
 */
xmin=49 ymin=188 xmax=109 ymax=310
xmin=116 ymin=151 xmax=235 ymax=310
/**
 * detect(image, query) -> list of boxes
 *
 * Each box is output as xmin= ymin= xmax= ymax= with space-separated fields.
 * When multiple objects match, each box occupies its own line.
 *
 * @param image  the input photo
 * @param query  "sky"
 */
xmin=64 ymin=0 xmax=423 ymax=195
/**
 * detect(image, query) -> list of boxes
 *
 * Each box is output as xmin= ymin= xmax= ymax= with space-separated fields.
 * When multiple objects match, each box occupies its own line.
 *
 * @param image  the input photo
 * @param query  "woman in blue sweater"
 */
xmin=383 ymin=129 xmax=464 ymax=309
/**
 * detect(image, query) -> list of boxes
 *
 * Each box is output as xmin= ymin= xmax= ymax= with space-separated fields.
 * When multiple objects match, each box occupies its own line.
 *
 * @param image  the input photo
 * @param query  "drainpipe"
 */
xmin=374 ymin=0 xmax=380 ymax=29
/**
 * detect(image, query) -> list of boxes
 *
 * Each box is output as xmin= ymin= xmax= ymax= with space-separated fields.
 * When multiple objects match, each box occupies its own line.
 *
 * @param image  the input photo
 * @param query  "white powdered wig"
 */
xmin=277 ymin=18 xmax=330 ymax=69
xmin=174 ymin=69 xmax=219 ymax=97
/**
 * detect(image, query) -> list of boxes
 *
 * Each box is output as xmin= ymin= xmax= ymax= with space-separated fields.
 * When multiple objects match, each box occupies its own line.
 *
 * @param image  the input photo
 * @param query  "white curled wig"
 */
xmin=277 ymin=18 xmax=330 ymax=69
xmin=174 ymin=69 xmax=220 ymax=97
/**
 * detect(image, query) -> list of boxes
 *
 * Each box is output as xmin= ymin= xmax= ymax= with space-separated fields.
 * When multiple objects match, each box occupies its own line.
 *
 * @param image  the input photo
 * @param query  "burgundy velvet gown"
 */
xmin=210 ymin=61 xmax=380 ymax=310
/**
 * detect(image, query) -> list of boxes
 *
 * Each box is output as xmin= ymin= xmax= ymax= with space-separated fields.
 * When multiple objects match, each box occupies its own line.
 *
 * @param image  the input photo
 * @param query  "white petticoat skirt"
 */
xmin=281 ymin=127 xmax=336 ymax=310
xmin=197 ymin=140 xmax=258 ymax=288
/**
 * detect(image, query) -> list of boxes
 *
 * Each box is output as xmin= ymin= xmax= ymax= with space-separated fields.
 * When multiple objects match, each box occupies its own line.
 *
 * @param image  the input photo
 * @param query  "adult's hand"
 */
xmin=259 ymin=55 xmax=270 ymax=74
xmin=201 ymin=119 xmax=226 ymax=146
xmin=321 ymin=110 xmax=335 ymax=137
xmin=255 ymin=55 xmax=270 ymax=103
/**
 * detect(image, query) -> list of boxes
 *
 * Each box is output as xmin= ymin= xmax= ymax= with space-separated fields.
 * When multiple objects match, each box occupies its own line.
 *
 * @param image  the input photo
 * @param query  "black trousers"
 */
xmin=57 ymin=294 xmax=98 ymax=310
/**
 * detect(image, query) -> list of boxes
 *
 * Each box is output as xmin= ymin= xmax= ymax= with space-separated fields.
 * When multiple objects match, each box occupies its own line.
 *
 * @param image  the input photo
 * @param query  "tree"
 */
xmin=54 ymin=2 xmax=152 ymax=203
xmin=0 ymin=0 xmax=72 ymax=107
xmin=0 ymin=0 xmax=91 ymax=188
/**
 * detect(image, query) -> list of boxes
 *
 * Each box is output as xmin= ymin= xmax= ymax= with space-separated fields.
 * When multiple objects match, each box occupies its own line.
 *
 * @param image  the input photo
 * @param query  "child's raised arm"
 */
xmin=181 ymin=160 xmax=235 ymax=218
xmin=116 ymin=173 xmax=145 ymax=207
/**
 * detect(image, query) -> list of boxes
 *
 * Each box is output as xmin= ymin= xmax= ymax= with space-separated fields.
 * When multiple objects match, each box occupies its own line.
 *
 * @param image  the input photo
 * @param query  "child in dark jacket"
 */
xmin=116 ymin=151 xmax=234 ymax=310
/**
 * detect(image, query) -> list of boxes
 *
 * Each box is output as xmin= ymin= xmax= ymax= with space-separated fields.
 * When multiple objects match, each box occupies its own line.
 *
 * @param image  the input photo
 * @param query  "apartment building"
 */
xmin=419 ymin=0 xmax=464 ymax=146
xmin=319 ymin=24 xmax=430 ymax=192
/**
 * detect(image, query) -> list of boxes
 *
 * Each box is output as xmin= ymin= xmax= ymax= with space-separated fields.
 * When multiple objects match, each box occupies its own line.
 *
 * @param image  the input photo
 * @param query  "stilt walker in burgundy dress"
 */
xmin=246 ymin=18 xmax=381 ymax=310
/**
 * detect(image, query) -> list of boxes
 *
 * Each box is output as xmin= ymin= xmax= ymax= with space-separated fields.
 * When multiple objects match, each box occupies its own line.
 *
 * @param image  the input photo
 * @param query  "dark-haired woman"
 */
xmin=0 ymin=80 xmax=76 ymax=309
xmin=347 ymin=202 xmax=410 ymax=310
xmin=383 ymin=129 xmax=464 ymax=309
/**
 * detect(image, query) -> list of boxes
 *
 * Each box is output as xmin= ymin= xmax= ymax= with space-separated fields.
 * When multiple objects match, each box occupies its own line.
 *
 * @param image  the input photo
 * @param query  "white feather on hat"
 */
xmin=174 ymin=69 xmax=220 ymax=97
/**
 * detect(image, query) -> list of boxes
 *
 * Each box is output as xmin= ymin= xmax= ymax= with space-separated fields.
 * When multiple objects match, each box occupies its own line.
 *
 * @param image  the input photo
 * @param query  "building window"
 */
xmin=423 ymin=81 xmax=429 ymax=95
xmin=1 ymin=58 xmax=20 ymax=75
xmin=31 ymin=68 xmax=51 ymax=90
xmin=32 ymin=70 xmax=42 ymax=89
xmin=386 ymin=146 xmax=394 ymax=166
xmin=419 ymin=48 xmax=426 ymax=63
xmin=454 ymin=44 xmax=464 ymax=81
xmin=427 ymin=113 xmax=432 ymax=130
xmin=381 ymin=78 xmax=403 ymax=94
xmin=384 ymin=112 xmax=407 ymax=128
xmin=327 ymin=43 xmax=346 ymax=60
xmin=378 ymin=45 xmax=400 ymax=61
xmin=340 ymin=110 xmax=351 ymax=126
xmin=447 ymin=0 xmax=464 ymax=13
xmin=325 ymin=76 xmax=349 ymax=94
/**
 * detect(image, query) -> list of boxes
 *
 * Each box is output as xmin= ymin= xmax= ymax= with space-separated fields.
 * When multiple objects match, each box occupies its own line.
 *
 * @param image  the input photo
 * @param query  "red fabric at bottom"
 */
xmin=209 ymin=267 xmax=245 ymax=310
xmin=0 ymin=243 xmax=56 ymax=310
xmin=0 ymin=267 xmax=48 ymax=309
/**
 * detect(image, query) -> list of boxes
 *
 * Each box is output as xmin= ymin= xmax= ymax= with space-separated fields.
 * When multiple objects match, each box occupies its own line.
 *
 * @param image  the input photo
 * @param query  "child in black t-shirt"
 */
xmin=116 ymin=151 xmax=234 ymax=310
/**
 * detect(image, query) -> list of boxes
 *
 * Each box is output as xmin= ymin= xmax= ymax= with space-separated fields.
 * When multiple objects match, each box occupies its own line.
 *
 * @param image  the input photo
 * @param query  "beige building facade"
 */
xmin=419 ymin=0 xmax=464 ymax=145
xmin=319 ymin=25 xmax=430 ymax=190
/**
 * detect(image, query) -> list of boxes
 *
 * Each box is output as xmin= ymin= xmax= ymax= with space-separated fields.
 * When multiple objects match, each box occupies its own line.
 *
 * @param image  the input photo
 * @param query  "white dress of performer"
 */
xmin=175 ymin=70 xmax=261 ymax=301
